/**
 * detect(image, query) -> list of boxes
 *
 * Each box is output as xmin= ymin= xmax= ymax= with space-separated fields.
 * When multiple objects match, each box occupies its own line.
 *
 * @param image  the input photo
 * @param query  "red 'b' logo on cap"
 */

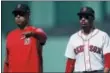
xmin=82 ymin=7 xmax=87 ymax=12
xmin=17 ymin=4 xmax=21 ymax=8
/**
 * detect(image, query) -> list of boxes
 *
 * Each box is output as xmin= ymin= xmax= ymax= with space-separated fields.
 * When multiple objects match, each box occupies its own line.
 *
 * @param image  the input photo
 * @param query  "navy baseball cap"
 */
xmin=77 ymin=6 xmax=95 ymax=16
xmin=12 ymin=4 xmax=30 ymax=14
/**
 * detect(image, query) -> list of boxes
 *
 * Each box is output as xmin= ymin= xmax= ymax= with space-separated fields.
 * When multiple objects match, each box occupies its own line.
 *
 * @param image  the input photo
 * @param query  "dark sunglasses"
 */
xmin=13 ymin=12 xmax=25 ymax=17
xmin=79 ymin=15 xmax=89 ymax=20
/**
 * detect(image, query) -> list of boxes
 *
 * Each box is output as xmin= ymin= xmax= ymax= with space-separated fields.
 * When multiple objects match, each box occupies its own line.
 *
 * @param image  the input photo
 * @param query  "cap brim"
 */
xmin=12 ymin=9 xmax=25 ymax=14
xmin=77 ymin=12 xmax=94 ymax=16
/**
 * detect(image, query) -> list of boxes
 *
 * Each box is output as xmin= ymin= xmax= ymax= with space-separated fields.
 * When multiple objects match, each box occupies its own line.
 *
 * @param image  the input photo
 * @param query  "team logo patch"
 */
xmin=24 ymin=38 xmax=30 ymax=45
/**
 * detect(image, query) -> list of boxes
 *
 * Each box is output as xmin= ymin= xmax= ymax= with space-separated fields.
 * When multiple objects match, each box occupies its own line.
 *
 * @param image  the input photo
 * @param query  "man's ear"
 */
xmin=89 ymin=16 xmax=95 ymax=20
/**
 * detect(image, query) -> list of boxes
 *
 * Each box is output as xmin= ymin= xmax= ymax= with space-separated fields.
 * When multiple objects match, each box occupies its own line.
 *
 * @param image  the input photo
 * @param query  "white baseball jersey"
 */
xmin=65 ymin=28 xmax=110 ymax=72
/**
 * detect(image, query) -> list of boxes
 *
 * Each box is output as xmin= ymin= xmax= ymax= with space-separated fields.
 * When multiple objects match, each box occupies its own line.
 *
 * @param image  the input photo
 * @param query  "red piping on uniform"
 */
xmin=80 ymin=31 xmax=87 ymax=71
xmin=88 ymin=40 xmax=92 ymax=70
xmin=83 ymin=42 xmax=87 ymax=71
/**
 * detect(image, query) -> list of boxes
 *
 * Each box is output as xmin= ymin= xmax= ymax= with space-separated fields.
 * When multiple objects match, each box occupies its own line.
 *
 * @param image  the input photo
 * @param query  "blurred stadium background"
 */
xmin=1 ymin=1 xmax=110 ymax=72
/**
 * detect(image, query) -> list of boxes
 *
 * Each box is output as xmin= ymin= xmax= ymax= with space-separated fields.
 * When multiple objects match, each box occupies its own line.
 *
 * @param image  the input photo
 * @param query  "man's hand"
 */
xmin=104 ymin=67 xmax=110 ymax=73
xmin=22 ymin=31 xmax=33 ymax=38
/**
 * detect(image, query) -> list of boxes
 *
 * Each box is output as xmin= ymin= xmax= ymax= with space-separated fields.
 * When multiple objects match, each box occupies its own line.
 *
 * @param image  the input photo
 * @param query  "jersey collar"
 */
xmin=78 ymin=28 xmax=99 ymax=41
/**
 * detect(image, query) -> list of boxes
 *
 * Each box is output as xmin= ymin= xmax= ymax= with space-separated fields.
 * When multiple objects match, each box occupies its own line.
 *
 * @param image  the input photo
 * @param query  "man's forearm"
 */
xmin=65 ymin=58 xmax=75 ymax=73
xmin=104 ymin=53 xmax=110 ymax=73
xmin=31 ymin=31 xmax=47 ymax=45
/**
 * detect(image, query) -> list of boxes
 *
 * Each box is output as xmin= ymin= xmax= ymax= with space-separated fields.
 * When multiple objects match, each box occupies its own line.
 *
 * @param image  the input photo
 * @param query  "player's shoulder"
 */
xmin=28 ymin=25 xmax=37 ymax=29
xmin=28 ymin=25 xmax=43 ymax=30
xmin=28 ymin=25 xmax=46 ymax=34
xmin=69 ymin=30 xmax=80 ymax=40
xmin=97 ymin=28 xmax=109 ymax=36
xmin=6 ymin=28 xmax=18 ymax=38
xmin=7 ymin=28 xmax=18 ymax=35
xmin=70 ymin=32 xmax=78 ymax=37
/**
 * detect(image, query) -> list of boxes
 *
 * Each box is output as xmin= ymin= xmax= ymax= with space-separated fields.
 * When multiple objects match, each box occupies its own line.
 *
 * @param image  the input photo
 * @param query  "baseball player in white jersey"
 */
xmin=65 ymin=6 xmax=110 ymax=73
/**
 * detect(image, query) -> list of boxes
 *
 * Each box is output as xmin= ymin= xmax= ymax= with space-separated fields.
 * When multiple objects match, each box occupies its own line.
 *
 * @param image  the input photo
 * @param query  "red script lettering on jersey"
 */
xmin=74 ymin=45 xmax=102 ymax=55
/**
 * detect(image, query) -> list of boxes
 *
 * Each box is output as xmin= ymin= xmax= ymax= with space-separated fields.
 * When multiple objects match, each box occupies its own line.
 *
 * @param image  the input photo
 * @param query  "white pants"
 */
xmin=74 ymin=70 xmax=104 ymax=73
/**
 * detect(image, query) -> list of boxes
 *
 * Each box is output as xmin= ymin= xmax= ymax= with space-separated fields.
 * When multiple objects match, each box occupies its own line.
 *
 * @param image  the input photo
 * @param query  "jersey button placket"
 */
xmin=84 ymin=40 xmax=91 ymax=71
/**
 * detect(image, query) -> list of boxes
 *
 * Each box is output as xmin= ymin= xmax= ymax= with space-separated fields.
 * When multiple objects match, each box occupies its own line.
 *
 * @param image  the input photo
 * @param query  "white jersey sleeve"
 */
xmin=103 ymin=33 xmax=110 ymax=55
xmin=65 ymin=36 xmax=76 ymax=59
